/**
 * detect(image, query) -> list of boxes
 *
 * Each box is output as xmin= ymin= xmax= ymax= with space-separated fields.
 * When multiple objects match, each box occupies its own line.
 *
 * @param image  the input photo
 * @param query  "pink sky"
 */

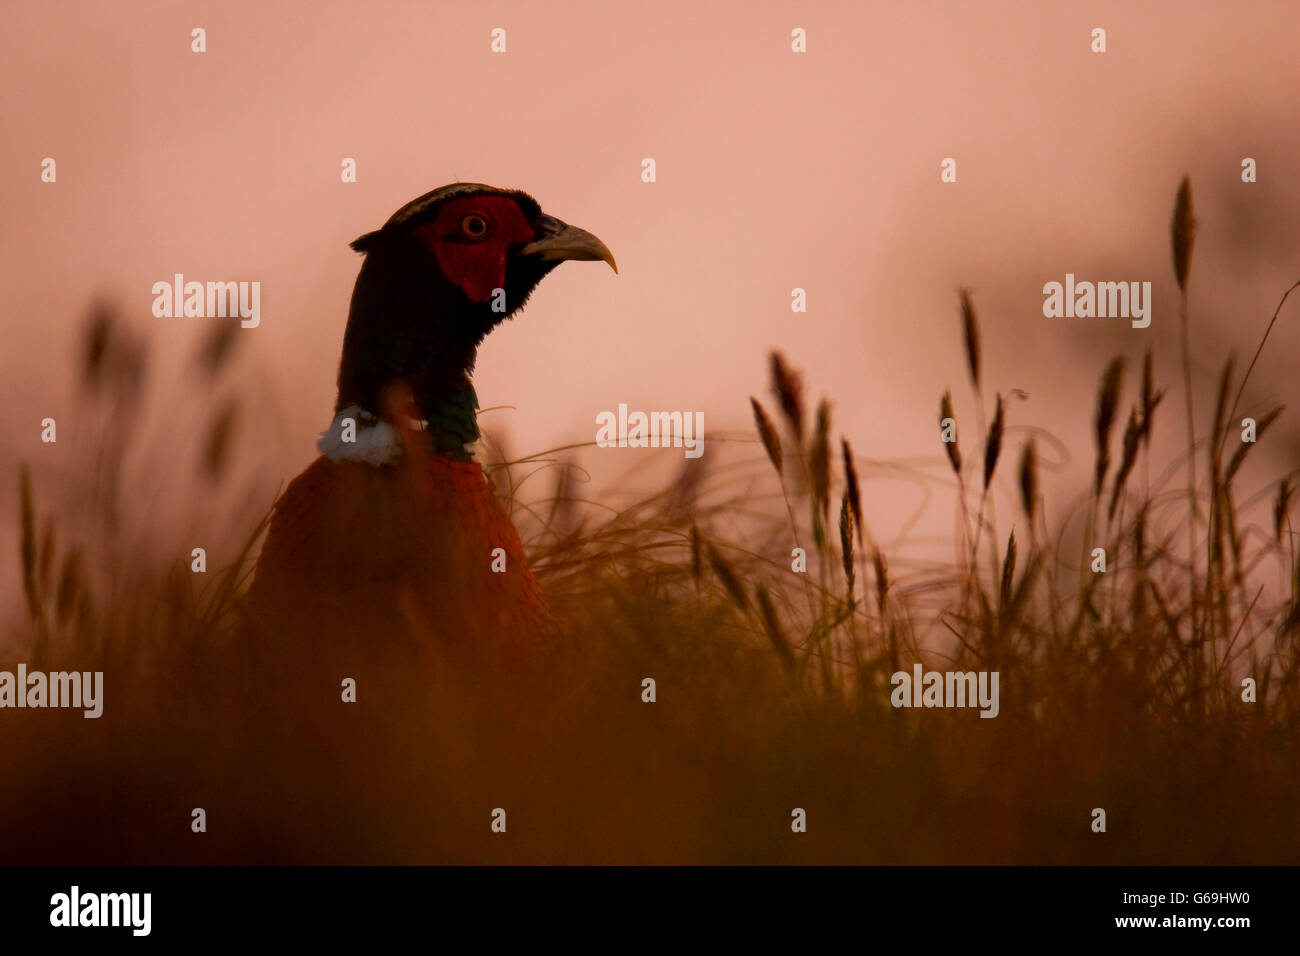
xmin=3 ymin=1 xmax=1299 ymax=611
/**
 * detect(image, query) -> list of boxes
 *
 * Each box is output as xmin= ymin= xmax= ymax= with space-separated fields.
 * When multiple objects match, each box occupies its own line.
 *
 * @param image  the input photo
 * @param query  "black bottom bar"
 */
xmin=0 ymin=865 xmax=1281 ymax=943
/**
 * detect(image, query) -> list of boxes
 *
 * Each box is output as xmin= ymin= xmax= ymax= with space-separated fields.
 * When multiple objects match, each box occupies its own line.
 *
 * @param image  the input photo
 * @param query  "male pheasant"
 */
xmin=245 ymin=183 xmax=615 ymax=673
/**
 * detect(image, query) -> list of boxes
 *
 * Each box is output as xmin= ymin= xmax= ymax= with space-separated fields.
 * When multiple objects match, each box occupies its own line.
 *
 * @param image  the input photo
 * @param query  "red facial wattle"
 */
xmin=414 ymin=195 xmax=536 ymax=303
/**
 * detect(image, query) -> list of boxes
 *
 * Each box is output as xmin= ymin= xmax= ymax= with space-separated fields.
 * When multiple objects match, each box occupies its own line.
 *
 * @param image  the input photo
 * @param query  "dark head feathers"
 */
xmin=349 ymin=182 xmax=543 ymax=254
xmin=349 ymin=231 xmax=383 ymax=253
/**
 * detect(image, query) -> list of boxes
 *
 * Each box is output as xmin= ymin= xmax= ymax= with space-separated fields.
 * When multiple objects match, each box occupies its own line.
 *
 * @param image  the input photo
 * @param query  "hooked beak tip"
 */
xmin=522 ymin=217 xmax=617 ymax=275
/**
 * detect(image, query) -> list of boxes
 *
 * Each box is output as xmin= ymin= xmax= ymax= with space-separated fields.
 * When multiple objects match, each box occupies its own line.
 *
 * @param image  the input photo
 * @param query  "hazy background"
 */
xmin=3 ymin=0 xmax=1299 ymax=614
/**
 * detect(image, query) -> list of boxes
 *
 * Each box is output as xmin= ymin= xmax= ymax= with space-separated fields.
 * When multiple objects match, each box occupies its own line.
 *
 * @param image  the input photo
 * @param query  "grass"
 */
xmin=3 ymin=180 xmax=1299 ymax=864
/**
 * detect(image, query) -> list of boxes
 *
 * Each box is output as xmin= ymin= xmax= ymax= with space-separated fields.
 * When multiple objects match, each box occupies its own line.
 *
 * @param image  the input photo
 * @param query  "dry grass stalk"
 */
xmin=1172 ymin=177 xmax=1199 ymax=644
xmin=1219 ymin=279 xmax=1300 ymax=461
xmin=707 ymin=544 xmax=749 ymax=611
xmin=689 ymin=524 xmax=702 ymax=587
xmin=755 ymin=585 xmax=795 ymax=674
xmin=19 ymin=464 xmax=41 ymax=623
xmin=1140 ymin=348 xmax=1164 ymax=448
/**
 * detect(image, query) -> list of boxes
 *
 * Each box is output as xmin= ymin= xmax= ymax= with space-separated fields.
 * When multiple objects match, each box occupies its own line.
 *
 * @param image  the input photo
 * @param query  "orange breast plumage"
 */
xmin=246 ymin=454 xmax=552 ymax=670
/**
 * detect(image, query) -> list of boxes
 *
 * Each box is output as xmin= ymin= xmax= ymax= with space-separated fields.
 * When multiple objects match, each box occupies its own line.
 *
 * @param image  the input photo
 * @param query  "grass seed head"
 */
xmin=839 ymin=492 xmax=855 ymax=591
xmin=983 ymin=394 xmax=1005 ymax=492
xmin=1000 ymin=529 xmax=1017 ymax=609
xmin=809 ymin=401 xmax=832 ymax=547
xmin=842 ymin=438 xmax=864 ymax=545
xmin=1276 ymin=478 xmax=1293 ymax=546
xmin=1094 ymin=357 xmax=1125 ymax=493
xmin=203 ymin=403 xmax=239 ymax=480
xmin=1227 ymin=406 xmax=1283 ymax=483
xmin=1018 ymin=438 xmax=1038 ymax=520
xmin=940 ymin=390 xmax=962 ymax=475
xmin=872 ymin=547 xmax=890 ymax=622
xmin=1108 ymin=407 xmax=1143 ymax=521
xmin=750 ymin=397 xmax=783 ymax=476
xmin=770 ymin=351 xmax=806 ymax=446
xmin=959 ymin=288 xmax=982 ymax=391
xmin=196 ymin=322 xmax=241 ymax=380
xmin=1172 ymin=175 xmax=1197 ymax=294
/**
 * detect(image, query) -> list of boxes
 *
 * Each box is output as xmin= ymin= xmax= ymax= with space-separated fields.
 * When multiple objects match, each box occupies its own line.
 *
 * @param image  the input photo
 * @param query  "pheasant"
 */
xmin=245 ymin=183 xmax=615 ymax=674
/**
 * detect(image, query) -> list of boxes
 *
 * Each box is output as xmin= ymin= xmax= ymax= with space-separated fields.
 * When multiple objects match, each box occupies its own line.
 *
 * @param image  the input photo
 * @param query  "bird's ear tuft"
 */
xmin=350 ymin=230 xmax=383 ymax=254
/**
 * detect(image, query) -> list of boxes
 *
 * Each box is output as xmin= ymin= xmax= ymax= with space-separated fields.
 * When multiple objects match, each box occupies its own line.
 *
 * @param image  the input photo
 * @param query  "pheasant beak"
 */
xmin=522 ymin=214 xmax=618 ymax=274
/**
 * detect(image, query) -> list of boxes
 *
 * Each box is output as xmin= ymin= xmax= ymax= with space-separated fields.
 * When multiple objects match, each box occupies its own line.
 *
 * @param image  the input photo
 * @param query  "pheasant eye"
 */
xmin=460 ymin=213 xmax=489 ymax=238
